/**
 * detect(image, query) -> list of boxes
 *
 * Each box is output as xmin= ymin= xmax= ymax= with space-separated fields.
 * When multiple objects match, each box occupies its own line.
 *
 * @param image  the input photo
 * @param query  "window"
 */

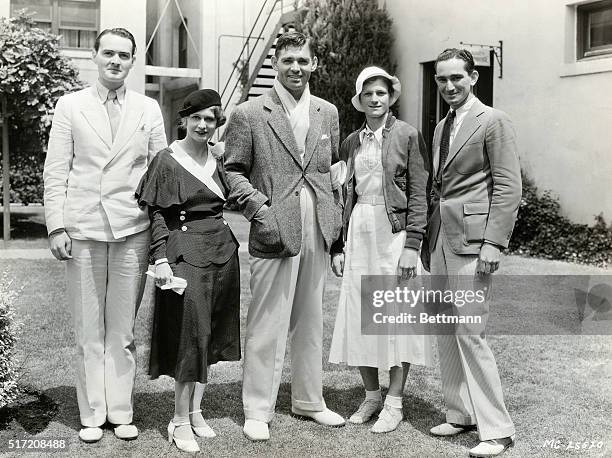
xmin=578 ymin=0 xmax=612 ymax=59
xmin=11 ymin=0 xmax=99 ymax=49
xmin=178 ymin=19 xmax=188 ymax=68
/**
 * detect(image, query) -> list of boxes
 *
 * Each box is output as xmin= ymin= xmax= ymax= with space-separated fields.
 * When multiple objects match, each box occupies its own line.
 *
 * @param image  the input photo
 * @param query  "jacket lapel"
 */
xmin=303 ymin=101 xmax=322 ymax=169
xmin=105 ymin=90 xmax=145 ymax=166
xmin=443 ymin=99 xmax=485 ymax=172
xmin=265 ymin=90 xmax=303 ymax=168
xmin=80 ymin=87 xmax=112 ymax=149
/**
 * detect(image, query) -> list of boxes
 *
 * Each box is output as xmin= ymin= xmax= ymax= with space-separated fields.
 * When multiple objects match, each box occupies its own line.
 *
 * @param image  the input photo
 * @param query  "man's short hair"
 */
xmin=94 ymin=28 xmax=137 ymax=56
xmin=434 ymin=48 xmax=475 ymax=74
xmin=274 ymin=31 xmax=315 ymax=58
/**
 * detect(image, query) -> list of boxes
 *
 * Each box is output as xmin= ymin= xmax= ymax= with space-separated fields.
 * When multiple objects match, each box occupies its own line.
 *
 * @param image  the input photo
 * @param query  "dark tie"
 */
xmin=437 ymin=110 xmax=456 ymax=177
xmin=106 ymin=90 xmax=121 ymax=140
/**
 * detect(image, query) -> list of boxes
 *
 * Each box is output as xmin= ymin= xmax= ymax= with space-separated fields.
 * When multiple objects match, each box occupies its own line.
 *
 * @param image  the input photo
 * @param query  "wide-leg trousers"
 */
xmin=430 ymin=228 xmax=515 ymax=441
xmin=65 ymin=230 xmax=149 ymax=427
xmin=242 ymin=186 xmax=328 ymax=423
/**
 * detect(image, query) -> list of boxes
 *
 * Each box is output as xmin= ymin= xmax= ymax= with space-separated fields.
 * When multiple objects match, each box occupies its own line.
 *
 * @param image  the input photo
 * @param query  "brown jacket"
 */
xmin=224 ymin=88 xmax=342 ymax=258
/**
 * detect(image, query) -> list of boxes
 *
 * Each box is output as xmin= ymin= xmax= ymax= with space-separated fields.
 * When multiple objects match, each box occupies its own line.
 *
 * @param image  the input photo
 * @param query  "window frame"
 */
xmin=577 ymin=0 xmax=612 ymax=59
xmin=10 ymin=0 xmax=100 ymax=50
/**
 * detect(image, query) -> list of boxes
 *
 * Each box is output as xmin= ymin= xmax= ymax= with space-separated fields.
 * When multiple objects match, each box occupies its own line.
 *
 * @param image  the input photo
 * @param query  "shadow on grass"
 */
xmin=1 ymin=381 xmax=445 ymax=439
xmin=0 ymin=211 xmax=48 ymax=240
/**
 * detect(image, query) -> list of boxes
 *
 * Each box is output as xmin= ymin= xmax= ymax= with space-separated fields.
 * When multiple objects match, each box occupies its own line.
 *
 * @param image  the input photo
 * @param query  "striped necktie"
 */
xmin=437 ymin=109 xmax=456 ymax=178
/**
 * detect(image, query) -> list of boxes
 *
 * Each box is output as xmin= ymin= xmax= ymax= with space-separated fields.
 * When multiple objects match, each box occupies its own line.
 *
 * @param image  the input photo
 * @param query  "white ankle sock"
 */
xmin=365 ymin=389 xmax=382 ymax=401
xmin=384 ymin=395 xmax=402 ymax=409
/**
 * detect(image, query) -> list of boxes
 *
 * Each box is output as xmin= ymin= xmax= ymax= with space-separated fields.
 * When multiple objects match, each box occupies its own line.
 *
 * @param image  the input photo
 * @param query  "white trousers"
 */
xmin=242 ymin=186 xmax=328 ymax=423
xmin=65 ymin=230 xmax=149 ymax=427
xmin=430 ymin=228 xmax=515 ymax=441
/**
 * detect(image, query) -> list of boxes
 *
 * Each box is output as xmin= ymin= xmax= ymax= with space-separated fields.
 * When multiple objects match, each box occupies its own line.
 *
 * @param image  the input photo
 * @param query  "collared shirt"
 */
xmin=95 ymin=80 xmax=126 ymax=112
xmin=433 ymin=94 xmax=477 ymax=176
xmin=273 ymin=78 xmax=311 ymax=164
xmin=358 ymin=114 xmax=387 ymax=146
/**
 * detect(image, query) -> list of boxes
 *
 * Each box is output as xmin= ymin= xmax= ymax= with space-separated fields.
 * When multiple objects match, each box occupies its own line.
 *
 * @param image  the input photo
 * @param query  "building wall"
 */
xmin=385 ymin=0 xmax=612 ymax=224
xmin=2 ymin=0 xmax=146 ymax=93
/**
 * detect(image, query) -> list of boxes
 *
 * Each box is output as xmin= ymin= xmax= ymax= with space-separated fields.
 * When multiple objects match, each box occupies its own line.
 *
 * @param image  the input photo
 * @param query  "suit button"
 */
xmin=295 ymin=191 xmax=299 ymax=196
xmin=181 ymin=226 xmax=187 ymax=231
xmin=179 ymin=216 xmax=185 ymax=221
xmin=180 ymin=210 xmax=186 ymax=215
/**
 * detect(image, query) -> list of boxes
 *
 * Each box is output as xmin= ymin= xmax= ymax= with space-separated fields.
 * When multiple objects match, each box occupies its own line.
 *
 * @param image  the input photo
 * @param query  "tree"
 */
xmin=0 ymin=12 xmax=84 ymax=204
xmin=293 ymin=0 xmax=397 ymax=141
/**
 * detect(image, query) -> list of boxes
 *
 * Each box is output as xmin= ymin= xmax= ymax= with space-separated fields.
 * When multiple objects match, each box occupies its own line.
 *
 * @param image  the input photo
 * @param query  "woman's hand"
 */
xmin=154 ymin=262 xmax=174 ymax=287
xmin=398 ymin=248 xmax=418 ymax=280
xmin=331 ymin=252 xmax=345 ymax=277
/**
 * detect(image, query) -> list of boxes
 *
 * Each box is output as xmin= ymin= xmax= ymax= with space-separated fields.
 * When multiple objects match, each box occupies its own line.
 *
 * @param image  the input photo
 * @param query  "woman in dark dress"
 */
xmin=136 ymin=89 xmax=240 ymax=453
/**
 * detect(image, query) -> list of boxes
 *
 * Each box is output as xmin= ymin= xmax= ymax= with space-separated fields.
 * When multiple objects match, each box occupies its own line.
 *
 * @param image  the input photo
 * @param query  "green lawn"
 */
xmin=0 ymin=213 xmax=611 ymax=457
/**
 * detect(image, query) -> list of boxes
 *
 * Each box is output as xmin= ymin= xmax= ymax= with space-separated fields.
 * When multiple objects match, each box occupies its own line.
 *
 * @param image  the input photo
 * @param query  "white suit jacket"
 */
xmin=44 ymin=86 xmax=167 ymax=240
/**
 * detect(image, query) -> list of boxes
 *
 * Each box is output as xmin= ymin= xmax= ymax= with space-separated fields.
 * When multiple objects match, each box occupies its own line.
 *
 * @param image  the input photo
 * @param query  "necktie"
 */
xmin=106 ymin=90 xmax=121 ymax=141
xmin=437 ymin=110 xmax=456 ymax=177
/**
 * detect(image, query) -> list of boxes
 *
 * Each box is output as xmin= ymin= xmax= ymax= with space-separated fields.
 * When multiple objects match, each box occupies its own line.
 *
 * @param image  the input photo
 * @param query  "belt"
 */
xmin=357 ymin=195 xmax=385 ymax=205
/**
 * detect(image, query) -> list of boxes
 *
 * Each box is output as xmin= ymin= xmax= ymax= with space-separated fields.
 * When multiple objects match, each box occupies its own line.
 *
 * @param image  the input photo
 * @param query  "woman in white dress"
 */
xmin=329 ymin=67 xmax=433 ymax=433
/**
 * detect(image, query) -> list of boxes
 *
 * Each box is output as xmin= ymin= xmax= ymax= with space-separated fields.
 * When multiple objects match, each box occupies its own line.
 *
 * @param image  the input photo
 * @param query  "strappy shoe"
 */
xmin=167 ymin=420 xmax=200 ymax=453
xmin=189 ymin=409 xmax=216 ymax=438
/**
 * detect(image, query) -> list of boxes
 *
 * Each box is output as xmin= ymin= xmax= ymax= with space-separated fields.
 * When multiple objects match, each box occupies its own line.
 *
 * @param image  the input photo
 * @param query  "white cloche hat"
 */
xmin=351 ymin=66 xmax=401 ymax=112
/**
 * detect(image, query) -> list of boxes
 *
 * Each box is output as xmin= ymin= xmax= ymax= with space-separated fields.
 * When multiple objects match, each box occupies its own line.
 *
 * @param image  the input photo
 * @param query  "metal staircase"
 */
xmin=219 ymin=0 xmax=303 ymax=114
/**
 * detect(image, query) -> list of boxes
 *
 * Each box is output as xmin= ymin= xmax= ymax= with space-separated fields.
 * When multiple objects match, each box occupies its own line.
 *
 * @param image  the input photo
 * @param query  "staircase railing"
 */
xmin=219 ymin=0 xmax=302 ymax=112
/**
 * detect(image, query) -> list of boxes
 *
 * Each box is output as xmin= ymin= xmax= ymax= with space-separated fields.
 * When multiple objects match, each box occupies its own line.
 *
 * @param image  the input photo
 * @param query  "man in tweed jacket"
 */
xmin=224 ymin=31 xmax=345 ymax=441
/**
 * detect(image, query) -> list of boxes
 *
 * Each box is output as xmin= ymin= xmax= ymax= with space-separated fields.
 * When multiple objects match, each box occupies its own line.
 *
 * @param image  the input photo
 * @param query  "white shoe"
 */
xmin=243 ymin=419 xmax=269 ymax=441
xmin=348 ymin=399 xmax=382 ymax=424
xmin=113 ymin=424 xmax=138 ymax=441
xmin=430 ymin=422 xmax=477 ymax=436
xmin=190 ymin=409 xmax=216 ymax=438
xmin=78 ymin=427 xmax=103 ymax=443
xmin=167 ymin=420 xmax=200 ymax=453
xmin=370 ymin=404 xmax=402 ymax=433
xmin=469 ymin=436 xmax=515 ymax=457
xmin=291 ymin=407 xmax=346 ymax=427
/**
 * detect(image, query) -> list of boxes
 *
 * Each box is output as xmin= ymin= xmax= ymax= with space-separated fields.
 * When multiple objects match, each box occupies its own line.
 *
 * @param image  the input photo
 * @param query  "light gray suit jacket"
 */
xmin=424 ymin=98 xmax=521 ymax=259
xmin=224 ymin=88 xmax=342 ymax=258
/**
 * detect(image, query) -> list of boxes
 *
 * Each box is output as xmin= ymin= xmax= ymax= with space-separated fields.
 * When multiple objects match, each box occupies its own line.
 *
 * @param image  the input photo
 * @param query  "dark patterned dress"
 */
xmin=136 ymin=148 xmax=240 ymax=383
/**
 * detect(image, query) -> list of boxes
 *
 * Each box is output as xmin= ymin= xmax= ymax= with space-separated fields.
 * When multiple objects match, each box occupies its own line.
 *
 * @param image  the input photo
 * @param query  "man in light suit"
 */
xmin=224 ymin=31 xmax=345 ymax=441
xmin=422 ymin=49 xmax=521 ymax=457
xmin=43 ymin=28 xmax=167 ymax=443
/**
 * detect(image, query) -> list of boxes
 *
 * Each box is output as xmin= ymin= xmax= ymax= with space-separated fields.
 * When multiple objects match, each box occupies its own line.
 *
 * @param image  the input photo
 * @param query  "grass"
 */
xmin=0 ymin=213 xmax=611 ymax=457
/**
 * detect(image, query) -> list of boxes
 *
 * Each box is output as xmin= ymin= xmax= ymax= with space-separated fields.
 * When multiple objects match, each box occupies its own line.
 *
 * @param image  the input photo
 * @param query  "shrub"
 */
xmin=293 ymin=0 xmax=397 ymax=141
xmin=0 ymin=12 xmax=84 ymax=205
xmin=0 ymin=273 xmax=21 ymax=408
xmin=509 ymin=173 xmax=612 ymax=267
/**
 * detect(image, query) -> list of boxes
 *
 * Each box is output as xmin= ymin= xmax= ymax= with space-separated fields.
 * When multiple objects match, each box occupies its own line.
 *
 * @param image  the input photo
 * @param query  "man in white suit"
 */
xmin=43 ymin=28 xmax=167 ymax=443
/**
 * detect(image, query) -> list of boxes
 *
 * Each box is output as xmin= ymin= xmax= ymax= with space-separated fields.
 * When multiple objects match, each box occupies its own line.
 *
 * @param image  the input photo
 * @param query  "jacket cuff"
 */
xmin=244 ymin=191 xmax=269 ymax=221
xmin=404 ymin=231 xmax=423 ymax=250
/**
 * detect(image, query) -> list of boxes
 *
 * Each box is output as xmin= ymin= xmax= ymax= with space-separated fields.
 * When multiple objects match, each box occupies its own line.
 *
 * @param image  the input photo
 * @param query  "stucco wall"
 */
xmin=385 ymin=0 xmax=612 ymax=224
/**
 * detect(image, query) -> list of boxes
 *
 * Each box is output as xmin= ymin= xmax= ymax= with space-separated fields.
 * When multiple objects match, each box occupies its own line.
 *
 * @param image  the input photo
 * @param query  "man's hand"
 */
xmin=477 ymin=243 xmax=501 ymax=274
xmin=49 ymin=231 xmax=72 ymax=261
xmin=398 ymin=247 xmax=418 ymax=281
xmin=154 ymin=262 xmax=174 ymax=287
xmin=331 ymin=252 xmax=344 ymax=277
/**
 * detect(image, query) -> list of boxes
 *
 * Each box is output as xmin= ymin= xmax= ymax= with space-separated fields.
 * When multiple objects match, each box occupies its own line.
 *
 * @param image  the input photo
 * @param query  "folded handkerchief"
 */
xmin=330 ymin=161 xmax=347 ymax=190
xmin=146 ymin=270 xmax=187 ymax=295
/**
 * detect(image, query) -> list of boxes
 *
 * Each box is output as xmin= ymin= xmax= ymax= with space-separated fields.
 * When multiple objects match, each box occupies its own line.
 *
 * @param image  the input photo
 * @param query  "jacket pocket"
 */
xmin=250 ymin=207 xmax=283 ymax=252
xmin=317 ymin=145 xmax=331 ymax=173
xmin=463 ymin=202 xmax=489 ymax=243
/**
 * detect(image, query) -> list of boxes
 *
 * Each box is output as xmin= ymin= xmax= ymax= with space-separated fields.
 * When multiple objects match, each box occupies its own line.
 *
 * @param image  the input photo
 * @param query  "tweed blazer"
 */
xmin=224 ymin=88 xmax=342 ymax=258
xmin=423 ymin=98 xmax=521 ymax=260
xmin=44 ymin=86 xmax=167 ymax=240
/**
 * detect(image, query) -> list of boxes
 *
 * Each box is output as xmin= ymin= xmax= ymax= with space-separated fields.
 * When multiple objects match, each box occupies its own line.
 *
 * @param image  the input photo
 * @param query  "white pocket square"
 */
xmin=321 ymin=134 xmax=329 ymax=140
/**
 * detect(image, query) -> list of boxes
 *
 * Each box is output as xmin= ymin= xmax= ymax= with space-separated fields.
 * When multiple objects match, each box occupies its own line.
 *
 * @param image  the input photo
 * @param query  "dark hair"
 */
xmin=434 ymin=48 xmax=475 ymax=73
xmin=178 ymin=105 xmax=226 ymax=128
xmin=274 ymin=31 xmax=315 ymax=58
xmin=361 ymin=75 xmax=394 ymax=98
xmin=94 ymin=28 xmax=137 ymax=55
